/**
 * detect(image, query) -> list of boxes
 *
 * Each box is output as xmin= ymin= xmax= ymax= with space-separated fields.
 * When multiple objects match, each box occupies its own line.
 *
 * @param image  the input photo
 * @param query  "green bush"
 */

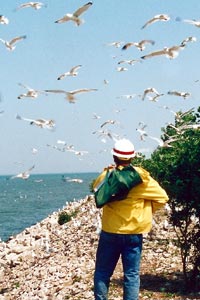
xmin=58 ymin=210 xmax=78 ymax=225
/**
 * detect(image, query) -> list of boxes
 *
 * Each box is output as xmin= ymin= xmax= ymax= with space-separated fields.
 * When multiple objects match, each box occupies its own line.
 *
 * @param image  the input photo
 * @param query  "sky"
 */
xmin=0 ymin=0 xmax=200 ymax=175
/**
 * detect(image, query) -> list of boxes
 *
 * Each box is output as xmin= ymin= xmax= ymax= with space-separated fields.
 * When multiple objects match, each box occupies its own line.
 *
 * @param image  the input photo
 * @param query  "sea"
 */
xmin=0 ymin=172 xmax=98 ymax=242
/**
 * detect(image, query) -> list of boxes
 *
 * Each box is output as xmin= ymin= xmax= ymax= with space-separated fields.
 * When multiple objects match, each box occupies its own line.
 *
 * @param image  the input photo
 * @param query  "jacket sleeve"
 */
xmin=135 ymin=167 xmax=169 ymax=213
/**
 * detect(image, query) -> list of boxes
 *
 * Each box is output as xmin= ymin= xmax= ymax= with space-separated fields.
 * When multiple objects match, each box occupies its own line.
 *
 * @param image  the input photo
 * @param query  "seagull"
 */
xmin=181 ymin=36 xmax=197 ymax=46
xmin=148 ymin=93 xmax=164 ymax=102
xmin=141 ymin=44 xmax=185 ymax=60
xmin=92 ymin=129 xmax=119 ymax=141
xmin=0 ymin=35 xmax=26 ymax=51
xmin=148 ymin=135 xmax=179 ymax=147
xmin=142 ymin=87 xmax=160 ymax=101
xmin=116 ymin=94 xmax=137 ymax=99
xmin=141 ymin=14 xmax=170 ymax=29
xmin=136 ymin=123 xmax=148 ymax=141
xmin=10 ymin=165 xmax=35 ymax=180
xmin=167 ymin=90 xmax=191 ymax=99
xmin=105 ymin=41 xmax=124 ymax=48
xmin=178 ymin=18 xmax=200 ymax=28
xmin=16 ymin=114 xmax=55 ymax=129
xmin=55 ymin=2 xmax=93 ymax=26
xmin=66 ymin=178 xmax=83 ymax=183
xmin=0 ymin=15 xmax=9 ymax=25
xmin=16 ymin=2 xmax=46 ymax=10
xmin=68 ymin=149 xmax=89 ymax=156
xmin=116 ymin=67 xmax=128 ymax=72
xmin=45 ymin=88 xmax=98 ymax=103
xmin=117 ymin=59 xmax=141 ymax=65
xmin=57 ymin=65 xmax=82 ymax=80
xmin=100 ymin=119 xmax=118 ymax=128
xmin=17 ymin=83 xmax=45 ymax=99
xmin=122 ymin=39 xmax=155 ymax=51
xmin=92 ymin=112 xmax=101 ymax=119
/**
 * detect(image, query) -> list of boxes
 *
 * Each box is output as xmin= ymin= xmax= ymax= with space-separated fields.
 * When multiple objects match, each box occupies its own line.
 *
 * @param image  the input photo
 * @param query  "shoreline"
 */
xmin=0 ymin=196 xmax=199 ymax=300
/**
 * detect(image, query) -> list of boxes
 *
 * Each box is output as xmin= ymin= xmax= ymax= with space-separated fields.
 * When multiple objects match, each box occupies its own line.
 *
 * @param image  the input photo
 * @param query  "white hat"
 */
xmin=111 ymin=138 xmax=135 ymax=159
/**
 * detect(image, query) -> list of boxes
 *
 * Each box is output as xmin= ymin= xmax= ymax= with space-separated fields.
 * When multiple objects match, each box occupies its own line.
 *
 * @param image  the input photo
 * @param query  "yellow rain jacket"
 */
xmin=93 ymin=166 xmax=169 ymax=234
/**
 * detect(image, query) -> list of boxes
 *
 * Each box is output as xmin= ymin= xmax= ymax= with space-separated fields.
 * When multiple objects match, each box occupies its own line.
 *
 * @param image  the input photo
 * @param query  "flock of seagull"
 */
xmin=1 ymin=1 xmax=200 ymax=178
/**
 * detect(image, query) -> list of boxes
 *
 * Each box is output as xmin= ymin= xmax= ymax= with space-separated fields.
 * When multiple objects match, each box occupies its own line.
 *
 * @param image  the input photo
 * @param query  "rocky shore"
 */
xmin=0 ymin=196 xmax=199 ymax=300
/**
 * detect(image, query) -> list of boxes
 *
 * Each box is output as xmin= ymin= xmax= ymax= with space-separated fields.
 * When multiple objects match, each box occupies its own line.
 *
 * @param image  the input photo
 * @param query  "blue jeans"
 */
xmin=94 ymin=231 xmax=143 ymax=300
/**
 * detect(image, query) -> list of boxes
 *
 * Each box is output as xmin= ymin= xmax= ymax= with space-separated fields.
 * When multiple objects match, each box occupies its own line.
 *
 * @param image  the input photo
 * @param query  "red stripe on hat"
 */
xmin=113 ymin=148 xmax=135 ymax=155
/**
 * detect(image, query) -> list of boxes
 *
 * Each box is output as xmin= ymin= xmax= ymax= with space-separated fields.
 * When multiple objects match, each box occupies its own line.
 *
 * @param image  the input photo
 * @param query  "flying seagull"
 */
xmin=57 ymin=65 xmax=82 ymax=80
xmin=167 ymin=90 xmax=191 ymax=99
xmin=17 ymin=83 xmax=46 ymax=99
xmin=0 ymin=35 xmax=26 ymax=51
xmin=16 ymin=114 xmax=55 ymax=129
xmin=105 ymin=41 xmax=124 ymax=48
xmin=45 ymin=88 xmax=98 ymax=103
xmin=100 ymin=119 xmax=118 ymax=128
xmin=55 ymin=2 xmax=93 ymax=26
xmin=148 ymin=135 xmax=179 ymax=148
xmin=181 ymin=36 xmax=197 ymax=46
xmin=141 ymin=44 xmax=185 ymax=60
xmin=176 ymin=17 xmax=200 ymax=28
xmin=122 ymin=39 xmax=155 ymax=51
xmin=141 ymin=14 xmax=170 ymax=29
xmin=141 ymin=87 xmax=160 ymax=101
xmin=10 ymin=165 xmax=35 ymax=180
xmin=0 ymin=15 xmax=9 ymax=24
xmin=117 ymin=59 xmax=141 ymax=65
xmin=16 ymin=2 xmax=46 ymax=10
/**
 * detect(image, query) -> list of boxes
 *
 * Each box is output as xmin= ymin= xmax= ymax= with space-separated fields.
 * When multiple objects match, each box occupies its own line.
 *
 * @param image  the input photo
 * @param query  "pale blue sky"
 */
xmin=0 ymin=0 xmax=199 ymax=175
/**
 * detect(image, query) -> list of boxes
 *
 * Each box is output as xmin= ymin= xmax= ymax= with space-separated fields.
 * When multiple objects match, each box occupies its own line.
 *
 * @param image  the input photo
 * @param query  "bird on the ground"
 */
xmin=122 ymin=39 xmax=155 ymax=51
xmin=141 ymin=14 xmax=170 ymax=29
xmin=55 ymin=2 xmax=93 ymax=26
xmin=0 ymin=15 xmax=9 ymax=24
xmin=17 ymin=83 xmax=45 ymax=99
xmin=141 ymin=44 xmax=185 ymax=60
xmin=10 ymin=165 xmax=35 ymax=180
xmin=16 ymin=114 xmax=55 ymax=129
xmin=57 ymin=65 xmax=82 ymax=80
xmin=45 ymin=88 xmax=98 ymax=103
xmin=15 ymin=2 xmax=46 ymax=10
xmin=0 ymin=35 xmax=26 ymax=51
xmin=167 ymin=90 xmax=191 ymax=99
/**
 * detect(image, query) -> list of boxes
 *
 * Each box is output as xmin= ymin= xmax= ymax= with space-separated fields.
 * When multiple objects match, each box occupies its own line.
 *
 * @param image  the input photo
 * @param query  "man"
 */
xmin=92 ymin=138 xmax=169 ymax=300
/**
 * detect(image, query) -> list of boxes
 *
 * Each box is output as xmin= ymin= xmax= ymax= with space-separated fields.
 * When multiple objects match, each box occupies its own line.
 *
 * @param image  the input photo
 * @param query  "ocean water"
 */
xmin=0 ymin=172 xmax=98 ymax=242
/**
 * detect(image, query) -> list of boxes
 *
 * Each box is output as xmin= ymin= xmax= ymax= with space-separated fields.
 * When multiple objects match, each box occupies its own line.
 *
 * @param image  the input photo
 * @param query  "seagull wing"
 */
xmin=0 ymin=38 xmax=6 ymax=44
xmin=73 ymin=2 xmax=93 ymax=17
xmin=45 ymin=89 xmax=67 ymax=94
xmin=70 ymin=64 xmax=82 ymax=74
xmin=121 ymin=42 xmax=134 ymax=50
xmin=70 ymin=88 xmax=98 ymax=95
xmin=10 ymin=35 xmax=26 ymax=46
xmin=141 ymin=48 xmax=167 ymax=59
xmin=141 ymin=17 xmax=158 ymax=29
xmin=18 ymin=82 xmax=33 ymax=91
